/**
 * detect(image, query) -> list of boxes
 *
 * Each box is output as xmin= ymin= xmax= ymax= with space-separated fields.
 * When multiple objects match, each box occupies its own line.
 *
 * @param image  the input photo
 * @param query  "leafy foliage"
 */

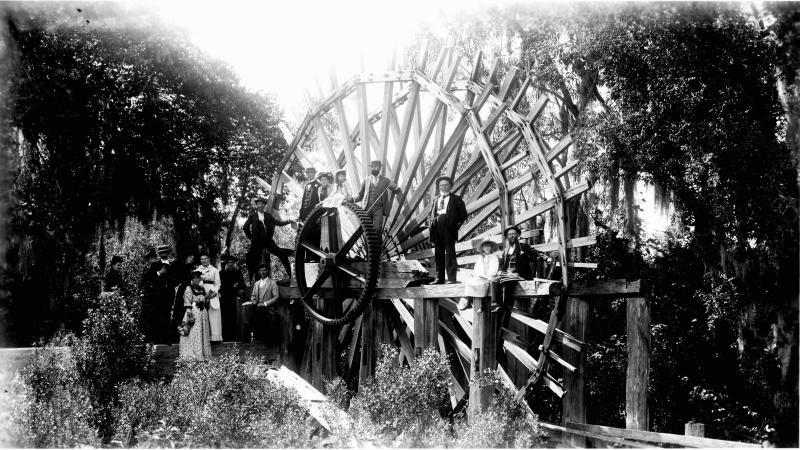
xmin=1 ymin=3 xmax=285 ymax=345
xmin=6 ymin=337 xmax=100 ymax=448
xmin=113 ymin=353 xmax=313 ymax=448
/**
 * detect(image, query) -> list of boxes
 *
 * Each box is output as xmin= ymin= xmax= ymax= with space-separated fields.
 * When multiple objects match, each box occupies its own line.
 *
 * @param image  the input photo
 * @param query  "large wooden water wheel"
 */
xmin=270 ymin=46 xmax=595 ymax=408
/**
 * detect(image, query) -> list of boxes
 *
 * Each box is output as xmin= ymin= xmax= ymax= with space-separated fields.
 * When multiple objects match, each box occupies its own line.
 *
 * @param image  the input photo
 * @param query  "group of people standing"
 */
xmin=111 ymin=159 xmax=551 ymax=364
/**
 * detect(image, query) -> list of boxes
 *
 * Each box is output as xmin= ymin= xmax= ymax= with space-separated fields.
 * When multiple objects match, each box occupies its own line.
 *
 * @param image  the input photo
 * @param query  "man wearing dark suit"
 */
xmin=353 ymin=160 xmax=400 ymax=235
xmin=428 ymin=176 xmax=468 ymax=284
xmin=491 ymin=226 xmax=550 ymax=312
xmin=299 ymin=167 xmax=320 ymax=222
xmin=141 ymin=244 xmax=178 ymax=344
xmin=245 ymin=194 xmax=295 ymax=286
xmin=243 ymin=196 xmax=269 ymax=282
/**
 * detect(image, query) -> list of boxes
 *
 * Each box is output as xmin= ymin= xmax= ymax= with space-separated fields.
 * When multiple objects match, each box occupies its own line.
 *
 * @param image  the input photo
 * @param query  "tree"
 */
xmin=1 ymin=3 xmax=285 ymax=343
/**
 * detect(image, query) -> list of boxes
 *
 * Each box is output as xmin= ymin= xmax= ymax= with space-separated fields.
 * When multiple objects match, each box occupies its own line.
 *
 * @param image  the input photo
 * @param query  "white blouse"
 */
xmin=472 ymin=253 xmax=500 ymax=279
xmin=198 ymin=264 xmax=221 ymax=294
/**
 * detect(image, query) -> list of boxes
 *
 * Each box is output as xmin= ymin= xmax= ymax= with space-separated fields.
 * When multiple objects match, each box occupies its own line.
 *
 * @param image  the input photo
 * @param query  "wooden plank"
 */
xmin=539 ymin=422 xmax=652 ymax=449
xmin=562 ymin=297 xmax=588 ymax=447
xmin=503 ymin=340 xmax=564 ymax=397
xmin=469 ymin=296 xmax=496 ymax=420
xmin=281 ymin=278 xmax=642 ymax=300
xmin=627 ymin=296 xmax=650 ymax=431
xmin=357 ymin=80 xmax=373 ymax=178
xmin=546 ymin=134 xmax=573 ymax=162
xmin=311 ymin=117 xmax=341 ymax=172
xmin=359 ymin=302 xmax=375 ymax=390
xmin=330 ymin=84 xmax=362 ymax=193
xmin=511 ymin=311 xmax=583 ymax=352
xmin=553 ymin=159 xmax=579 ymax=180
xmin=384 ymin=304 xmax=414 ymax=364
xmin=414 ymin=298 xmax=439 ymax=356
xmin=346 ymin=315 xmax=362 ymax=375
xmin=389 ymin=79 xmax=420 ymax=184
xmin=563 ymin=422 xmax=762 ymax=448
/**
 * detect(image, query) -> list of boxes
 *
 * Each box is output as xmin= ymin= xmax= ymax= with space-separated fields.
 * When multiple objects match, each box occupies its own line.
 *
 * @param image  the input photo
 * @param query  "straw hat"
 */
xmin=473 ymin=238 xmax=499 ymax=252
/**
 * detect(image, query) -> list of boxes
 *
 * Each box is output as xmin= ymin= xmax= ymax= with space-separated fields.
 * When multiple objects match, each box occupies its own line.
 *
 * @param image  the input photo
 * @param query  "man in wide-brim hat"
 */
xmin=141 ymin=243 xmax=178 ymax=344
xmin=491 ymin=225 xmax=551 ymax=312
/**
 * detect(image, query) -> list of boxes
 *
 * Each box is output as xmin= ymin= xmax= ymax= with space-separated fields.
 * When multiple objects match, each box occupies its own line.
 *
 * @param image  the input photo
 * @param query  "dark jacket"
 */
xmin=142 ymin=260 xmax=177 ymax=303
xmin=299 ymin=180 xmax=320 ymax=220
xmin=499 ymin=242 xmax=545 ymax=281
xmin=353 ymin=175 xmax=398 ymax=215
xmin=244 ymin=211 xmax=291 ymax=245
xmin=429 ymin=193 xmax=468 ymax=238
xmin=105 ymin=268 xmax=124 ymax=292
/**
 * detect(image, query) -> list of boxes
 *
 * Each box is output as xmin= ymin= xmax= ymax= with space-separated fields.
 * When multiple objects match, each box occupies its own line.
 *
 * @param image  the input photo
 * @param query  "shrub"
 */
xmin=114 ymin=352 xmax=314 ymax=448
xmin=455 ymin=370 xmax=545 ymax=448
xmin=331 ymin=345 xmax=453 ymax=447
xmin=6 ymin=340 xmax=101 ymax=447
xmin=72 ymin=290 xmax=154 ymax=441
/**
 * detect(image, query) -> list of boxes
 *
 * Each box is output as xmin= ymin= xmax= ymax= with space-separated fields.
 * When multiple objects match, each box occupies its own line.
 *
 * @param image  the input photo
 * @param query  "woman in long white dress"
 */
xmin=198 ymin=253 xmax=222 ymax=342
xmin=179 ymin=270 xmax=212 ymax=361
xmin=459 ymin=238 xmax=500 ymax=310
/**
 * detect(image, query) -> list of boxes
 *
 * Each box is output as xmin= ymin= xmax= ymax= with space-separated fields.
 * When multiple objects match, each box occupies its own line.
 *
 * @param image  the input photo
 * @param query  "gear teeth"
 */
xmin=294 ymin=201 xmax=381 ymax=327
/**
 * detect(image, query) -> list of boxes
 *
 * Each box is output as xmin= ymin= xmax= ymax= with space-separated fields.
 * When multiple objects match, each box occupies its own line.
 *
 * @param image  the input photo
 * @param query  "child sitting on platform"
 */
xmin=459 ymin=238 xmax=500 ymax=310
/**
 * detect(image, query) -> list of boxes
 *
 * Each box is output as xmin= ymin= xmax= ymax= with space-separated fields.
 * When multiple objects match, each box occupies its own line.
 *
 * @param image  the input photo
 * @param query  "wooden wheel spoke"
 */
xmin=302 ymin=269 xmax=331 ymax=301
xmin=300 ymin=241 xmax=327 ymax=259
xmin=336 ymin=227 xmax=364 ymax=261
xmin=335 ymin=264 xmax=367 ymax=284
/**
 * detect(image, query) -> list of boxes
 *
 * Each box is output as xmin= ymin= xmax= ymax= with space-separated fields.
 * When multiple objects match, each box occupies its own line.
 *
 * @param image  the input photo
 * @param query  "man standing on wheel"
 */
xmin=428 ymin=176 xmax=467 ymax=284
xmin=353 ymin=160 xmax=400 ymax=236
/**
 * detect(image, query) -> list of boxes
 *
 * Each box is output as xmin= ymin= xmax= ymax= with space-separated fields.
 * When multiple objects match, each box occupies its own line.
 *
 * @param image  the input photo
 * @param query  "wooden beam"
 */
xmin=562 ymin=297 xmax=588 ymax=447
xmin=280 ymin=278 xmax=642 ymax=300
xmin=563 ymin=422 xmax=762 ymax=448
xmin=414 ymin=298 xmax=439 ymax=356
xmin=626 ymin=296 xmax=650 ymax=431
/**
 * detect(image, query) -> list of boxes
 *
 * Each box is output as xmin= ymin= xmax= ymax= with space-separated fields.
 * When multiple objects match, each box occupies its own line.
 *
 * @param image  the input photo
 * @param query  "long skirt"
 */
xmin=208 ymin=303 xmax=223 ymax=342
xmin=179 ymin=307 xmax=212 ymax=361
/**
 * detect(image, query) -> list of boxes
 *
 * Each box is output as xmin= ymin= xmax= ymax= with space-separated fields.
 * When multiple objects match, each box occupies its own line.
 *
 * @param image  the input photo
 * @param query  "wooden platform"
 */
xmin=153 ymin=341 xmax=278 ymax=374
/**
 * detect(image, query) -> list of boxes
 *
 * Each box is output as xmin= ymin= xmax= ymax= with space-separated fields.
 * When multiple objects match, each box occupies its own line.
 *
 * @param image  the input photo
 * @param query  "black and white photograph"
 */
xmin=0 ymin=1 xmax=798 ymax=447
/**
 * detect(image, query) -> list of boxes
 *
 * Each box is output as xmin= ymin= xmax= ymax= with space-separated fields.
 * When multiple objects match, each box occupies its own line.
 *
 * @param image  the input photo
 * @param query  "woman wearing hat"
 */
xmin=459 ymin=239 xmax=501 ymax=310
xmin=178 ymin=270 xmax=212 ymax=361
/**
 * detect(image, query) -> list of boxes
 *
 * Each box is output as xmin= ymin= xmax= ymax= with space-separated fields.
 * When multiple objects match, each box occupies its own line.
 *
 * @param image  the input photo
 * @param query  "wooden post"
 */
xmin=358 ymin=302 xmax=375 ymax=391
xmin=469 ymin=296 xmax=497 ymax=421
xmin=562 ymin=296 xmax=588 ymax=447
xmin=414 ymin=298 xmax=439 ymax=356
xmin=626 ymin=296 xmax=650 ymax=431
xmin=310 ymin=212 xmax=340 ymax=391
xmin=685 ymin=422 xmax=705 ymax=437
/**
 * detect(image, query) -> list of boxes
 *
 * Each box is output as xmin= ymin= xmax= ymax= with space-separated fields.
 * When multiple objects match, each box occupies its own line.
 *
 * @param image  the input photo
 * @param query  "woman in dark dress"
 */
xmin=219 ymin=254 xmax=246 ymax=341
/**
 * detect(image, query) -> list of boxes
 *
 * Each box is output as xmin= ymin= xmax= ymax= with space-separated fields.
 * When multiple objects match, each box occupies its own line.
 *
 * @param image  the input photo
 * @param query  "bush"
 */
xmin=113 ymin=352 xmax=314 ymax=448
xmin=6 ymin=338 xmax=101 ymax=447
xmin=330 ymin=345 xmax=452 ymax=447
xmin=5 ymin=290 xmax=154 ymax=446
xmin=455 ymin=370 xmax=545 ymax=448
xmin=72 ymin=291 xmax=154 ymax=441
